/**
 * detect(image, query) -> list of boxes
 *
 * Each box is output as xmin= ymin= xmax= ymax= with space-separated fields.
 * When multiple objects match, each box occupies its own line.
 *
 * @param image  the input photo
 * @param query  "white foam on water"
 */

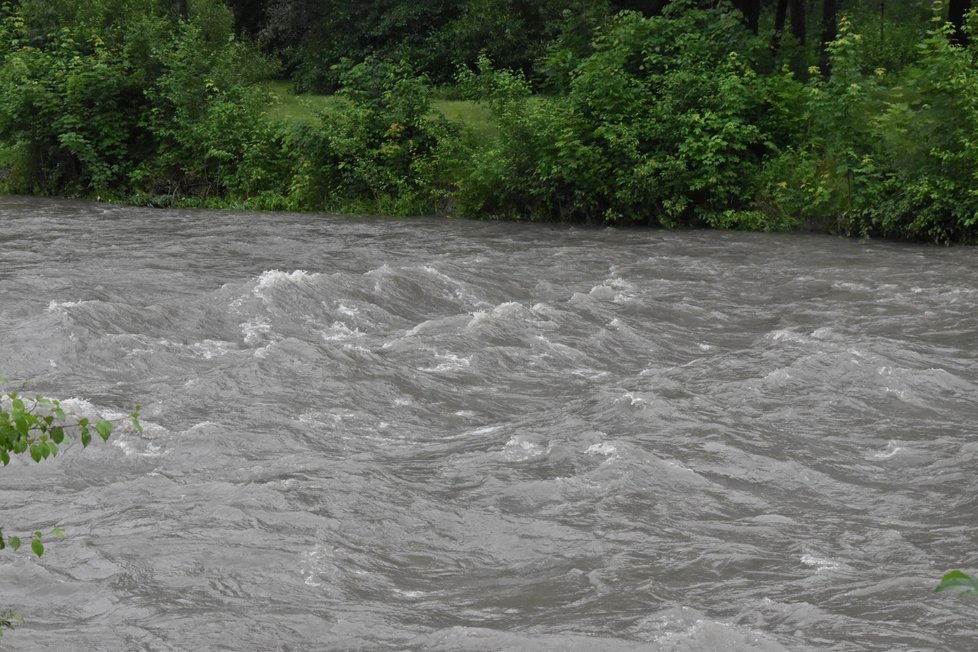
xmin=320 ymin=321 xmax=362 ymax=342
xmin=586 ymin=277 xmax=637 ymax=303
xmin=112 ymin=439 xmax=165 ymax=458
xmin=420 ymin=352 xmax=471 ymax=373
xmin=763 ymin=368 xmax=792 ymax=381
xmin=585 ymin=442 xmax=619 ymax=461
xmin=872 ymin=440 xmax=905 ymax=459
xmin=801 ymin=554 xmax=841 ymax=572
xmin=58 ymin=397 xmax=128 ymax=421
xmin=465 ymin=301 xmax=526 ymax=329
xmin=652 ymin=618 xmax=788 ymax=651
xmin=615 ymin=391 xmax=646 ymax=408
xmin=501 ymin=437 xmax=548 ymax=461
xmin=467 ymin=425 xmax=502 ymax=436
xmin=191 ymin=339 xmax=234 ymax=359
xmin=239 ymin=318 xmax=271 ymax=345
xmin=252 ymin=269 xmax=319 ymax=300
xmin=46 ymin=299 xmax=90 ymax=312
xmin=768 ymin=329 xmax=807 ymax=344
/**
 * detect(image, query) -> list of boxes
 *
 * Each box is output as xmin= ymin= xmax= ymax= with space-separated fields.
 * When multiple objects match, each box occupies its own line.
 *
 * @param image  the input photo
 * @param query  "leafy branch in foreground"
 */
xmin=935 ymin=570 xmax=978 ymax=596
xmin=0 ymin=376 xmax=142 ymax=557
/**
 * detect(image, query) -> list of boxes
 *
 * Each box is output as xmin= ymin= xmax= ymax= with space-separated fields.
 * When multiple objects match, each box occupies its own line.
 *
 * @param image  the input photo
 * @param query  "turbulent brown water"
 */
xmin=0 ymin=197 xmax=976 ymax=651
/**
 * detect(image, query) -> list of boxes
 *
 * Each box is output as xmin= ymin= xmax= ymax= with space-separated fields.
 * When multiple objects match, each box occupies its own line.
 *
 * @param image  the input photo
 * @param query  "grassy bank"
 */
xmin=262 ymin=80 xmax=497 ymax=136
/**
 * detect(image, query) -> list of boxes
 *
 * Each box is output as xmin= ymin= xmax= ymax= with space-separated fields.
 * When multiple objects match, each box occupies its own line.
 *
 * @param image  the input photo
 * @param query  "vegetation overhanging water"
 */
xmin=1 ymin=1 xmax=977 ymax=242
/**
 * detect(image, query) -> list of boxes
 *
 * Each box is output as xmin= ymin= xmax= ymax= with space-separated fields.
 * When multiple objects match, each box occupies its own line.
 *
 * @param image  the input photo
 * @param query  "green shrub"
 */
xmin=0 ymin=0 xmax=275 ymax=201
xmin=757 ymin=17 xmax=879 ymax=233
xmin=281 ymin=58 xmax=457 ymax=215
xmin=453 ymin=4 xmax=781 ymax=228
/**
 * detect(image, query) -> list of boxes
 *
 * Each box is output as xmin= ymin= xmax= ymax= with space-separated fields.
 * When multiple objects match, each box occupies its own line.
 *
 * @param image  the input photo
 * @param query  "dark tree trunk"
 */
xmin=227 ymin=0 xmax=267 ymax=36
xmin=172 ymin=0 xmax=188 ymax=19
xmin=733 ymin=0 xmax=760 ymax=34
xmin=949 ymin=0 xmax=972 ymax=46
xmin=819 ymin=0 xmax=839 ymax=77
xmin=611 ymin=0 xmax=670 ymax=16
xmin=772 ymin=0 xmax=789 ymax=50
xmin=789 ymin=0 xmax=806 ymax=45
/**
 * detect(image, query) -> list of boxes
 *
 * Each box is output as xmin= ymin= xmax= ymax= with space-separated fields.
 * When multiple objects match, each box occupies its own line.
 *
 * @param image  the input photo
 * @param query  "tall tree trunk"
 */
xmin=733 ymin=0 xmax=760 ymax=34
xmin=611 ymin=0 xmax=669 ymax=16
xmin=772 ymin=0 xmax=789 ymax=51
xmin=172 ymin=0 xmax=188 ymax=19
xmin=789 ymin=0 xmax=806 ymax=45
xmin=879 ymin=0 xmax=885 ymax=45
xmin=819 ymin=0 xmax=839 ymax=77
xmin=949 ymin=0 xmax=972 ymax=46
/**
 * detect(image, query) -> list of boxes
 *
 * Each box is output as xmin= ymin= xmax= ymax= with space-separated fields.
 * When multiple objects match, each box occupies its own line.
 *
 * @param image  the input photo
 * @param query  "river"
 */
xmin=0 ymin=197 xmax=976 ymax=650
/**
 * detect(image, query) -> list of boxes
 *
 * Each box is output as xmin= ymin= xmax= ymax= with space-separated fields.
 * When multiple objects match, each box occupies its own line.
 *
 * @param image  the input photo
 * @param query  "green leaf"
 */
xmin=28 ymin=444 xmax=42 ymax=463
xmin=0 ymin=450 xmax=8 ymax=466
xmin=50 ymin=426 xmax=65 ymax=444
xmin=30 ymin=538 xmax=43 ymax=557
xmin=54 ymin=407 xmax=65 ymax=421
xmin=95 ymin=420 xmax=112 ymax=442
xmin=51 ymin=528 xmax=65 ymax=540
xmin=8 ymin=536 xmax=20 ymax=551
xmin=131 ymin=414 xmax=143 ymax=434
xmin=935 ymin=570 xmax=978 ymax=595
xmin=80 ymin=425 xmax=91 ymax=447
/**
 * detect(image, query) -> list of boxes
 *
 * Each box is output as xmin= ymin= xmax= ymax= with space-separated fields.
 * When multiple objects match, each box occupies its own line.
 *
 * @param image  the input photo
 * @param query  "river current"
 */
xmin=0 ymin=197 xmax=976 ymax=650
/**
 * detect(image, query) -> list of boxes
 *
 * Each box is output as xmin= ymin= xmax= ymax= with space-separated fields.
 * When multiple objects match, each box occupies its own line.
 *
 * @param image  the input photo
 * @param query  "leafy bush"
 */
xmin=0 ymin=0 xmax=274 ymax=201
xmin=453 ymin=4 xmax=781 ymax=228
xmin=758 ymin=10 xmax=978 ymax=243
xmin=757 ymin=17 xmax=879 ymax=233
xmin=283 ymin=58 xmax=457 ymax=215
xmin=853 ymin=17 xmax=978 ymax=242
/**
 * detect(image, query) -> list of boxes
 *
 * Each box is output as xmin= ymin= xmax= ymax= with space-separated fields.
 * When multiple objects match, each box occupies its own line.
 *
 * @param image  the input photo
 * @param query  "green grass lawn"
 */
xmin=261 ymin=80 xmax=496 ymax=135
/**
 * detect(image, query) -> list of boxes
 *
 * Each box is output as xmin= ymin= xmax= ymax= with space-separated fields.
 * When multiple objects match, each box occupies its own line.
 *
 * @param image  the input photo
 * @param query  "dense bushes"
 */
xmin=758 ymin=14 xmax=978 ymax=242
xmin=0 ymin=0 xmax=272 ymax=201
xmin=278 ymin=59 xmax=456 ymax=214
xmin=450 ymin=7 xmax=774 ymax=227
xmin=1 ymin=0 xmax=977 ymax=242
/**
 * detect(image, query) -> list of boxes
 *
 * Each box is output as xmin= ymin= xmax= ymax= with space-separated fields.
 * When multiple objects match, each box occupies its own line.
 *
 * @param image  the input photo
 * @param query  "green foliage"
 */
xmin=759 ymin=9 xmax=978 ymax=242
xmin=853 ymin=14 xmax=978 ymax=242
xmin=0 ymin=0 xmax=274 ymax=200
xmin=282 ymin=58 xmax=457 ymax=215
xmin=0 ymin=374 xmax=141 ymax=638
xmin=0 ymin=609 xmax=23 ymax=638
xmin=452 ymin=5 xmax=780 ymax=228
xmin=1 ymin=0 xmax=977 ymax=241
xmin=0 ymin=378 xmax=142 ymax=557
xmin=935 ymin=570 xmax=978 ymax=595
xmin=758 ymin=17 xmax=879 ymax=232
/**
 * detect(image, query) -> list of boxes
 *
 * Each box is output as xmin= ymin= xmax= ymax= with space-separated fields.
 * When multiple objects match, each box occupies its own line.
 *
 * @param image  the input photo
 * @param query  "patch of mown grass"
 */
xmin=431 ymin=99 xmax=495 ymax=135
xmin=261 ymin=80 xmax=347 ymax=124
xmin=262 ymin=80 xmax=496 ymax=135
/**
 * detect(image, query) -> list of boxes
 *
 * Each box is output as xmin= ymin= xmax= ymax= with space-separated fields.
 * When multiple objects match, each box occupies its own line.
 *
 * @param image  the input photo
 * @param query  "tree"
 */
xmin=819 ymin=0 xmax=840 ymax=76
xmin=789 ymin=0 xmax=806 ymax=45
xmin=948 ymin=0 xmax=972 ymax=45
xmin=733 ymin=0 xmax=760 ymax=34
xmin=772 ymin=0 xmax=789 ymax=49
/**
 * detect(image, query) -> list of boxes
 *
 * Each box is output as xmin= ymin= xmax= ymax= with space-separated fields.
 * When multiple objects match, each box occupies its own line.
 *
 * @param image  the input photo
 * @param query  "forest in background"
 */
xmin=1 ymin=0 xmax=977 ymax=242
